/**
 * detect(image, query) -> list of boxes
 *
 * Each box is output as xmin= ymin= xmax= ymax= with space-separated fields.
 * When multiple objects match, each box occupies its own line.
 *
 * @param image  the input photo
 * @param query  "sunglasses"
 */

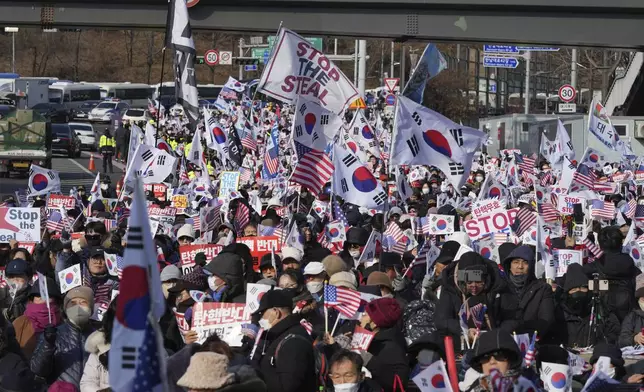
xmin=252 ymin=187 xmax=260 ymax=190
xmin=479 ymin=351 xmax=509 ymax=364
xmin=85 ymin=234 xmax=101 ymax=241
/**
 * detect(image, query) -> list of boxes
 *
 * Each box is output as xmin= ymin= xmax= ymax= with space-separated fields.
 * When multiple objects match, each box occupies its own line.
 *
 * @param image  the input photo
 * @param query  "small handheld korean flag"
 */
xmin=358 ymin=230 xmax=381 ymax=264
xmin=58 ymin=264 xmax=82 ymax=294
xmin=104 ymin=252 xmax=120 ymax=277
xmin=412 ymin=359 xmax=453 ymax=392
xmin=286 ymin=223 xmax=305 ymax=253
xmin=326 ymin=220 xmax=347 ymax=243
xmin=427 ymin=214 xmax=455 ymax=235
xmin=37 ymin=272 xmax=51 ymax=324
xmin=245 ymin=283 xmax=272 ymax=314
xmin=540 ymin=361 xmax=572 ymax=392
xmin=189 ymin=290 xmax=209 ymax=303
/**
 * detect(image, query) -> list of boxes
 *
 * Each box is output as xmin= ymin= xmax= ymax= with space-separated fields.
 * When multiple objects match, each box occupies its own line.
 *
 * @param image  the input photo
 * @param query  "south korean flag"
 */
xmin=292 ymin=95 xmax=342 ymax=152
xmin=332 ymin=144 xmax=387 ymax=210
xmin=348 ymin=109 xmax=380 ymax=157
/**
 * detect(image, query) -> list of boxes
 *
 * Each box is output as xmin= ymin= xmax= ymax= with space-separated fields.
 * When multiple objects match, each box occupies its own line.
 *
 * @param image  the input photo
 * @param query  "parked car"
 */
xmin=69 ymin=122 xmax=97 ymax=151
xmin=73 ymin=100 xmax=101 ymax=120
xmin=88 ymin=100 xmax=130 ymax=122
xmin=32 ymin=102 xmax=73 ymax=123
xmin=51 ymin=123 xmax=81 ymax=158
xmin=122 ymin=108 xmax=149 ymax=124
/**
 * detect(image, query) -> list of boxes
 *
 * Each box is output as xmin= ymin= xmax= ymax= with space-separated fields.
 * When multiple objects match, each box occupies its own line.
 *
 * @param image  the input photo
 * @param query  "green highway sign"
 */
xmin=196 ymin=56 xmax=205 ymax=65
xmin=267 ymin=36 xmax=323 ymax=52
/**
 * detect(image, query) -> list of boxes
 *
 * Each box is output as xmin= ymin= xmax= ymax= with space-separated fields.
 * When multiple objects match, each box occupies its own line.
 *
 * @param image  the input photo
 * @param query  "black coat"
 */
xmin=547 ymin=302 xmax=620 ymax=348
xmin=0 ymin=348 xmax=39 ymax=392
xmin=499 ymin=279 xmax=555 ymax=337
xmin=0 ymin=285 xmax=30 ymax=323
xmin=253 ymin=314 xmax=317 ymax=392
xmin=434 ymin=258 xmax=510 ymax=339
xmin=619 ymin=309 xmax=644 ymax=348
xmin=583 ymin=251 xmax=640 ymax=323
xmin=366 ymin=327 xmax=409 ymax=392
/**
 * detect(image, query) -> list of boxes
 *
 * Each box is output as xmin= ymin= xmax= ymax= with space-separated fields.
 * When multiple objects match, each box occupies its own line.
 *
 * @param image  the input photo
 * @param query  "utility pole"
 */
xmin=390 ymin=42 xmax=394 ymax=78
xmin=353 ymin=40 xmax=358 ymax=85
xmin=400 ymin=45 xmax=406 ymax=89
xmin=358 ymin=40 xmax=367 ymax=96
xmin=238 ymin=38 xmax=244 ymax=80
xmin=571 ymin=48 xmax=578 ymax=100
xmin=524 ymin=51 xmax=531 ymax=114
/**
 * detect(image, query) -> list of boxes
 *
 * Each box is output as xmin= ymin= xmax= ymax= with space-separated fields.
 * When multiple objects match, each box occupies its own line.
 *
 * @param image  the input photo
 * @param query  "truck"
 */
xmin=0 ymin=108 xmax=51 ymax=178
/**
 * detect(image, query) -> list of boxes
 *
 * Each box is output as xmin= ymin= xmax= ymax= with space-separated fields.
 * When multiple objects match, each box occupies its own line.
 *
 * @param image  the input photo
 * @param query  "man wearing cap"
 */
xmin=31 ymin=287 xmax=95 ymax=390
xmin=82 ymin=247 xmax=119 ymax=316
xmin=0 ymin=258 xmax=33 ymax=322
xmin=259 ymin=253 xmax=280 ymax=280
xmin=251 ymin=290 xmax=317 ymax=392
xmin=303 ymin=262 xmax=327 ymax=300
xmin=357 ymin=297 xmax=409 ymax=392
xmin=177 ymin=224 xmax=196 ymax=246
xmin=281 ymin=247 xmax=303 ymax=272
xmin=203 ymin=252 xmax=246 ymax=304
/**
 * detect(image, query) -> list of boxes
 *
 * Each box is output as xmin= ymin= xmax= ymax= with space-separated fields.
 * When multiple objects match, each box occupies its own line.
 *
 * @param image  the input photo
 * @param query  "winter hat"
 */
xmin=388 ymin=207 xmax=403 ymax=219
xmin=329 ymin=271 xmax=358 ymax=290
xmin=322 ymin=255 xmax=349 ymax=277
xmin=457 ymin=252 xmax=487 ymax=274
xmin=177 ymin=352 xmax=235 ymax=390
xmin=260 ymin=253 xmax=281 ymax=270
xmin=590 ymin=342 xmax=625 ymax=368
xmin=498 ymin=243 xmax=519 ymax=265
xmin=563 ymin=263 xmax=589 ymax=292
xmin=90 ymin=199 xmax=105 ymax=212
xmin=47 ymin=381 xmax=78 ymax=392
xmin=160 ymin=265 xmax=181 ymax=282
xmin=63 ymin=286 xmax=95 ymax=311
xmin=256 ymin=278 xmax=277 ymax=286
xmin=635 ymin=273 xmax=644 ymax=298
xmin=306 ymin=247 xmax=332 ymax=263
xmin=365 ymin=297 xmax=401 ymax=329
xmin=366 ymin=271 xmax=393 ymax=290
xmin=470 ymin=329 xmax=522 ymax=373
xmin=194 ymin=252 xmax=207 ymax=267
xmin=177 ymin=224 xmax=195 ymax=240
xmin=281 ymin=246 xmax=303 ymax=262
xmin=380 ymin=252 xmax=402 ymax=267
xmin=346 ymin=227 xmax=369 ymax=246
xmin=4 ymin=258 xmax=31 ymax=277
xmin=435 ymin=241 xmax=461 ymax=265
xmin=30 ymin=276 xmax=61 ymax=299
xmin=303 ymin=262 xmax=325 ymax=276
xmin=178 ymin=266 xmax=209 ymax=291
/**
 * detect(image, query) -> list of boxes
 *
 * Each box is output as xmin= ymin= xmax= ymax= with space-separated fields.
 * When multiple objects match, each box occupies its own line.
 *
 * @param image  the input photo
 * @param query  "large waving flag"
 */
xmin=292 ymin=95 xmax=342 ymax=153
xmin=262 ymin=122 xmax=280 ymax=179
xmin=556 ymin=119 xmax=576 ymax=161
xmin=290 ymin=142 xmax=334 ymax=195
xmin=168 ymin=0 xmax=199 ymax=123
xmin=187 ymin=125 xmax=203 ymax=167
xmin=402 ymin=43 xmax=447 ymax=104
xmin=332 ymin=144 xmax=387 ymax=209
xmin=392 ymin=95 xmax=485 ymax=189
xmin=347 ymin=110 xmax=380 ymax=157
xmin=588 ymin=99 xmax=619 ymax=151
xmin=109 ymin=177 xmax=165 ymax=391
xmin=28 ymin=165 xmax=61 ymax=197
xmin=204 ymin=109 xmax=229 ymax=164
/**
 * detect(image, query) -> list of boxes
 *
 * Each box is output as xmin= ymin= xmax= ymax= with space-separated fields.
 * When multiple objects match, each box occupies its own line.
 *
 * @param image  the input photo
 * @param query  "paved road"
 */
xmin=0 ymin=153 xmax=126 ymax=199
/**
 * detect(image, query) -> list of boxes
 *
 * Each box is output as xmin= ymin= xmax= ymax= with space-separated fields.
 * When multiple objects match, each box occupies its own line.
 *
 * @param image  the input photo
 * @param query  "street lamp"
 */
xmin=4 ymin=27 xmax=18 ymax=74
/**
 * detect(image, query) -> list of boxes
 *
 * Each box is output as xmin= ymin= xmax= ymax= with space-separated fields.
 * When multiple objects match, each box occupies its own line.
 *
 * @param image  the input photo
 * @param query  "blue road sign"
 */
xmin=489 ymin=84 xmax=497 ymax=93
xmin=244 ymin=64 xmax=258 ymax=71
xmin=517 ymin=46 xmax=560 ymax=52
xmin=385 ymin=94 xmax=396 ymax=106
xmin=483 ymin=56 xmax=519 ymax=68
xmin=483 ymin=45 xmax=519 ymax=54
xmin=263 ymin=51 xmax=269 ymax=64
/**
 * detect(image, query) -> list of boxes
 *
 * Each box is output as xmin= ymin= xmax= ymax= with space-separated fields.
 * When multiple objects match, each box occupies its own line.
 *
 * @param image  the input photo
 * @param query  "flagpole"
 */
xmin=156 ymin=0 xmax=173 ymax=145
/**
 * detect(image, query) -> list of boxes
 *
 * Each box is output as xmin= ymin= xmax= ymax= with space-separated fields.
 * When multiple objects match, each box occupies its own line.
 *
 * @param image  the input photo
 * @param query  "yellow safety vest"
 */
xmin=207 ymin=162 xmax=214 ymax=176
xmin=185 ymin=142 xmax=192 ymax=157
xmin=188 ymin=171 xmax=196 ymax=180
xmin=99 ymin=135 xmax=115 ymax=148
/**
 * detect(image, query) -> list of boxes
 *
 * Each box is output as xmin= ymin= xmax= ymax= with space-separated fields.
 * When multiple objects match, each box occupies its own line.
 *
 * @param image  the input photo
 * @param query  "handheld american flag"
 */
xmin=324 ymin=284 xmax=361 ymax=318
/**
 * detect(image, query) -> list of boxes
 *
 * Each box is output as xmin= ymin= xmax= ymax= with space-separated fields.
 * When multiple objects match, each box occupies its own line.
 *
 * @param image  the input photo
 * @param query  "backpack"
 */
xmin=273 ymin=333 xmax=328 ymax=391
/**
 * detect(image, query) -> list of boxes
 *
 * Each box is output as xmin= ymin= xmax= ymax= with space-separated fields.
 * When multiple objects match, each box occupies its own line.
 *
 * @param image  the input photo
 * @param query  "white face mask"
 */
xmin=258 ymin=318 xmax=272 ymax=331
xmin=349 ymin=249 xmax=361 ymax=258
xmin=208 ymin=276 xmax=224 ymax=292
xmin=605 ymin=367 xmax=616 ymax=379
xmin=306 ymin=281 xmax=324 ymax=294
xmin=8 ymin=280 xmax=25 ymax=298
xmin=475 ymin=176 xmax=484 ymax=182
xmin=639 ymin=299 xmax=644 ymax=311
xmin=100 ymin=184 xmax=108 ymax=190
xmin=333 ymin=383 xmax=360 ymax=392
xmin=440 ymin=183 xmax=448 ymax=192
xmin=422 ymin=188 xmax=430 ymax=194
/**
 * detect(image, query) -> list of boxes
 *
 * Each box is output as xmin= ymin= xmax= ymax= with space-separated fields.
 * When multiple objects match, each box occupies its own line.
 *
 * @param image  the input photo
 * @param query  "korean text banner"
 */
xmin=257 ymin=28 xmax=360 ymax=115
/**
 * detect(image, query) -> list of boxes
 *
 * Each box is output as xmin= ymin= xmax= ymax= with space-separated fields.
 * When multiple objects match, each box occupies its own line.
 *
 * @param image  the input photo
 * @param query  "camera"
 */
xmin=588 ymin=279 xmax=609 ymax=292
xmin=458 ymin=270 xmax=483 ymax=283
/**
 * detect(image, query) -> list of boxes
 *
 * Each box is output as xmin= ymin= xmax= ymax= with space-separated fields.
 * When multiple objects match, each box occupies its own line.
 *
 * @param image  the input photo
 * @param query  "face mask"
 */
xmin=162 ymin=282 xmax=175 ymax=299
xmin=417 ymin=349 xmax=440 ymax=366
xmin=8 ymin=280 xmax=25 ymax=298
xmin=208 ymin=276 xmax=224 ymax=292
xmin=85 ymin=235 xmax=102 ymax=247
xmin=258 ymin=317 xmax=272 ymax=331
xmin=100 ymin=184 xmax=108 ymax=190
xmin=333 ymin=383 xmax=360 ymax=392
xmin=605 ymin=367 xmax=616 ymax=379
xmin=475 ymin=176 xmax=484 ymax=182
xmin=422 ymin=188 xmax=430 ymax=195
xmin=66 ymin=305 xmax=92 ymax=327
xmin=349 ymin=249 xmax=361 ymax=258
xmin=566 ymin=291 xmax=590 ymax=315
xmin=638 ymin=299 xmax=644 ymax=311
xmin=306 ymin=281 xmax=323 ymax=294
xmin=440 ymin=183 xmax=448 ymax=192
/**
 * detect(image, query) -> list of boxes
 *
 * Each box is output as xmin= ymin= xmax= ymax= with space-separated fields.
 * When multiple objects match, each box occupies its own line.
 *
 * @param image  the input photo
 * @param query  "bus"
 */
xmin=48 ymin=82 xmax=102 ymax=109
xmin=91 ymin=82 xmax=154 ymax=107
xmin=152 ymin=82 xmax=223 ymax=101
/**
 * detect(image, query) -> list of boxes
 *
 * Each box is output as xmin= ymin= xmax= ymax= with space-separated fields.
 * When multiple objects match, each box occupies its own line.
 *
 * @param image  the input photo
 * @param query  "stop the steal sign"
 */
xmin=464 ymin=208 xmax=518 ymax=240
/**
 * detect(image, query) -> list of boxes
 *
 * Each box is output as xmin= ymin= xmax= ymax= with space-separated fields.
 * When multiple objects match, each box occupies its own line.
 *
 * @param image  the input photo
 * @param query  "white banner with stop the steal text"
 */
xmin=257 ymin=28 xmax=360 ymax=114
xmin=464 ymin=208 xmax=518 ymax=241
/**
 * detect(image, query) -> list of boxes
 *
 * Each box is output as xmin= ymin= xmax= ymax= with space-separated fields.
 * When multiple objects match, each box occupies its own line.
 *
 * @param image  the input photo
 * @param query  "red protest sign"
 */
xmin=236 ymin=236 xmax=281 ymax=272
xmin=47 ymin=194 xmax=76 ymax=210
xmin=349 ymin=326 xmax=375 ymax=352
xmin=463 ymin=208 xmax=518 ymax=240
xmin=17 ymin=242 xmax=36 ymax=254
xmin=179 ymin=244 xmax=224 ymax=274
xmin=144 ymin=183 xmax=168 ymax=201
xmin=173 ymin=309 xmax=190 ymax=343
xmin=191 ymin=302 xmax=250 ymax=346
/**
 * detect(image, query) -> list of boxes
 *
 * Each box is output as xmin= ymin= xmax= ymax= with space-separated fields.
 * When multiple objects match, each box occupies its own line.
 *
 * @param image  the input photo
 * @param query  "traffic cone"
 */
xmin=88 ymin=154 xmax=96 ymax=171
xmin=115 ymin=179 xmax=121 ymax=195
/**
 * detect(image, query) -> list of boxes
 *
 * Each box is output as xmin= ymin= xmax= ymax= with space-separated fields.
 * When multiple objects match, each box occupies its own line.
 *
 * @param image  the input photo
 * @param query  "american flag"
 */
xmin=523 ymin=332 xmax=538 ymax=367
xmin=132 ymin=318 xmax=164 ymax=392
xmin=187 ymin=216 xmax=200 ymax=232
xmin=539 ymin=171 xmax=553 ymax=187
xmin=635 ymin=205 xmax=644 ymax=228
xmin=514 ymin=153 xmax=535 ymax=176
xmin=469 ymin=303 xmax=487 ymax=330
xmin=584 ymin=238 xmax=604 ymax=259
xmin=384 ymin=221 xmax=404 ymax=243
xmin=333 ymin=201 xmax=349 ymax=226
xmin=624 ymin=199 xmax=637 ymax=219
xmin=570 ymin=164 xmax=596 ymax=191
xmin=104 ymin=219 xmax=118 ymax=232
xmin=594 ymin=181 xmax=617 ymax=194
xmin=512 ymin=207 xmax=536 ymax=237
xmin=590 ymin=200 xmax=616 ymax=220
xmin=262 ymin=123 xmax=280 ymax=179
xmin=323 ymin=284 xmax=362 ymax=318
xmin=538 ymin=203 xmax=559 ymax=223
xmin=240 ymin=121 xmax=258 ymax=151
xmin=300 ymin=319 xmax=313 ymax=335
xmin=290 ymin=142 xmax=334 ymax=195
xmin=46 ymin=210 xmax=65 ymax=232
xmin=234 ymin=203 xmax=250 ymax=236
xmin=239 ymin=167 xmax=254 ymax=185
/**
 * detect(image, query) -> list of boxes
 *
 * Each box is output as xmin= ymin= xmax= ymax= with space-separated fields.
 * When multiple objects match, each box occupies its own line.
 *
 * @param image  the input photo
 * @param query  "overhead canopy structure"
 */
xmin=0 ymin=0 xmax=643 ymax=49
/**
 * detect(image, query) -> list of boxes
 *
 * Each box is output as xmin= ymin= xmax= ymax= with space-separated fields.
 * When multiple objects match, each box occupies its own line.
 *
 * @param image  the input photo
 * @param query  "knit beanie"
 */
xmin=635 ymin=273 xmax=644 ymax=299
xmin=329 ymin=271 xmax=358 ymax=290
xmin=563 ymin=263 xmax=589 ymax=292
xmin=322 ymin=255 xmax=349 ymax=277
xmin=365 ymin=297 xmax=401 ymax=329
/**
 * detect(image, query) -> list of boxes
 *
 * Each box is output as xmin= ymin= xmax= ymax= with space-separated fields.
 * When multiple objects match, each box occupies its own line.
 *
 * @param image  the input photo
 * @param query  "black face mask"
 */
xmin=176 ymin=297 xmax=195 ymax=313
xmin=85 ymin=235 xmax=102 ymax=247
xmin=566 ymin=291 xmax=591 ymax=316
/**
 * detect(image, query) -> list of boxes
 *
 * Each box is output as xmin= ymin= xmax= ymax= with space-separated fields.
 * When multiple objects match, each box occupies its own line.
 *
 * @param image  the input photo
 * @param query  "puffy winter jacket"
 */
xmin=402 ymin=299 xmax=436 ymax=346
xmin=80 ymin=330 xmax=110 ymax=392
xmin=204 ymin=252 xmax=246 ymax=304
xmin=366 ymin=327 xmax=409 ymax=392
xmin=0 ymin=285 xmax=30 ymax=323
xmin=619 ymin=309 xmax=644 ymax=348
xmin=30 ymin=321 xmax=93 ymax=389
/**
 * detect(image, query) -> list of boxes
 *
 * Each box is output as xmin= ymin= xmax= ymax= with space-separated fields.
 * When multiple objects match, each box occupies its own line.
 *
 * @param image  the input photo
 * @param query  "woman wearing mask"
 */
xmin=82 ymin=248 xmax=119 ymax=317
xmin=31 ymin=287 xmax=95 ymax=390
xmin=0 ymin=258 xmax=33 ymax=322
xmin=473 ymin=171 xmax=485 ymax=187
xmin=13 ymin=276 xmax=62 ymax=360
xmin=80 ymin=298 xmax=116 ymax=392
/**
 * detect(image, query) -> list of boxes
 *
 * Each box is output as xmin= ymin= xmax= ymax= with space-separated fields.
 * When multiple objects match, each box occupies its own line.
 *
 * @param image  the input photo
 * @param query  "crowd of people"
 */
xmin=1 ymin=77 xmax=644 ymax=392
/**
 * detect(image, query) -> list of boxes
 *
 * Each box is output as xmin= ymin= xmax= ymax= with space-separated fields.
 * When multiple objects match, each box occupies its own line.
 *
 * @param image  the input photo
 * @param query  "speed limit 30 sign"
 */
xmin=558 ymin=84 xmax=576 ymax=103
xmin=204 ymin=50 xmax=219 ymax=66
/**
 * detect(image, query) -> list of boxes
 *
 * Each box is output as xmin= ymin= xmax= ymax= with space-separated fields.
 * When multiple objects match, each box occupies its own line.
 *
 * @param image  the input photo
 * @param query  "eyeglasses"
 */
xmin=479 ymin=351 xmax=509 ymax=364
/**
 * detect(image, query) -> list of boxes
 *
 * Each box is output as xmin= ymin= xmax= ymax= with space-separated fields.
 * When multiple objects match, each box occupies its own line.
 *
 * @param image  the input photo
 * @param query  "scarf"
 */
xmin=24 ymin=302 xmax=62 ymax=333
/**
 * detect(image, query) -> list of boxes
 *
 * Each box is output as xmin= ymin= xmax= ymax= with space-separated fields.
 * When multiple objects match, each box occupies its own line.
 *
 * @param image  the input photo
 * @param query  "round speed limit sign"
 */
xmin=558 ymin=84 xmax=576 ymax=103
xmin=204 ymin=50 xmax=219 ymax=66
